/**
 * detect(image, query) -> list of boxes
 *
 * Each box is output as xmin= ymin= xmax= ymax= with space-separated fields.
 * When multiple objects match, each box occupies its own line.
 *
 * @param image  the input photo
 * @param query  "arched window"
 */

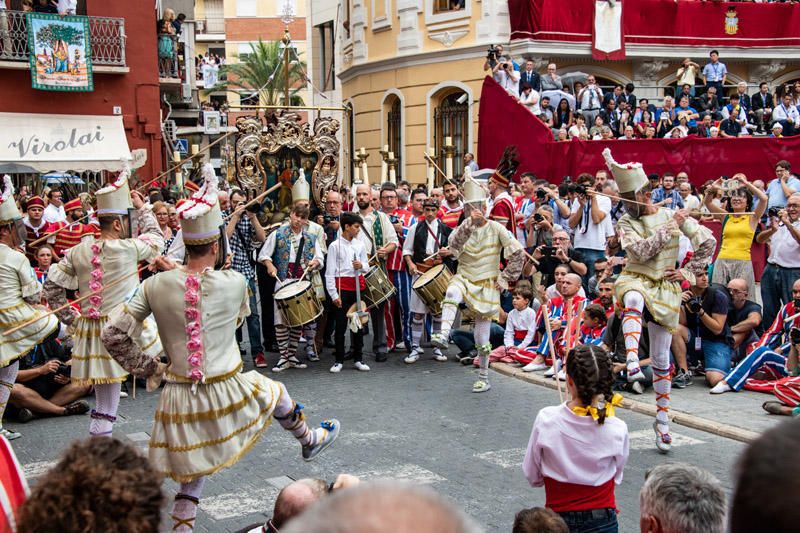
xmin=386 ymin=97 xmax=402 ymax=181
xmin=433 ymin=92 xmax=468 ymax=181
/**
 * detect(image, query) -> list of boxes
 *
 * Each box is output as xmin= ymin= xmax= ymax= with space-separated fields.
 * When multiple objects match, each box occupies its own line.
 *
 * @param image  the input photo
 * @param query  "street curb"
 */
xmin=492 ymin=363 xmax=760 ymax=444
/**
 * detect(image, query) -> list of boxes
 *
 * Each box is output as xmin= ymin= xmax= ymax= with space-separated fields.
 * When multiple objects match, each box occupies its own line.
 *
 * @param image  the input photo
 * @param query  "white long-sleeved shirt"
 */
xmin=356 ymin=209 xmax=398 ymax=255
xmin=43 ymin=203 xmax=66 ymax=224
xmin=773 ymin=102 xmax=800 ymax=124
xmin=504 ymin=307 xmax=536 ymax=349
xmin=325 ymin=236 xmax=369 ymax=301
xmin=257 ymin=227 xmax=324 ymax=278
xmin=402 ymin=219 xmax=440 ymax=259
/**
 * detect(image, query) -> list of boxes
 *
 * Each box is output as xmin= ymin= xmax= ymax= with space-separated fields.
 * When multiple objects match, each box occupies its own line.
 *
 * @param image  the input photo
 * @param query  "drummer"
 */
xmin=259 ymin=204 xmax=324 ymax=373
xmin=353 ymin=183 xmax=398 ymax=363
xmin=402 ymin=198 xmax=454 ymax=364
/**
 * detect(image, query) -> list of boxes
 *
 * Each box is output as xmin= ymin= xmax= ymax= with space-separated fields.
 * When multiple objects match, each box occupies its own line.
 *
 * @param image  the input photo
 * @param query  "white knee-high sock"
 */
xmin=411 ymin=316 xmax=424 ymax=348
xmin=648 ymin=323 xmax=673 ymax=430
xmin=173 ymin=477 xmax=205 ymax=533
xmin=439 ymin=286 xmax=464 ymax=339
xmin=622 ymin=291 xmax=645 ymax=373
xmin=0 ymin=361 xmax=18 ymax=430
xmin=474 ymin=319 xmax=491 ymax=381
xmin=90 ymin=382 xmax=121 ymax=436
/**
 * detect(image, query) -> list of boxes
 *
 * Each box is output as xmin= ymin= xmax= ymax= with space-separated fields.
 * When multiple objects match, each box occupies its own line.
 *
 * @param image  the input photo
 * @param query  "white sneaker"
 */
xmin=405 ymin=347 xmax=423 ymax=364
xmin=709 ymin=381 xmax=732 ymax=395
xmin=631 ymin=381 xmax=645 ymax=394
xmin=522 ymin=361 xmax=548 ymax=372
xmin=329 ymin=363 xmax=343 ymax=373
xmin=432 ymin=348 xmax=447 ymax=362
xmin=354 ymin=361 xmax=371 ymax=372
xmin=543 ymin=365 xmax=556 ymax=378
xmin=556 ymin=369 xmax=566 ymax=381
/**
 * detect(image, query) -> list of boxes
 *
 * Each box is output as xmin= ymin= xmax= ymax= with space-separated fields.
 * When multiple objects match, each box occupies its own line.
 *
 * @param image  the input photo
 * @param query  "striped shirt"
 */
xmin=384 ymin=208 xmax=415 ymax=271
xmin=437 ymin=202 xmax=464 ymax=229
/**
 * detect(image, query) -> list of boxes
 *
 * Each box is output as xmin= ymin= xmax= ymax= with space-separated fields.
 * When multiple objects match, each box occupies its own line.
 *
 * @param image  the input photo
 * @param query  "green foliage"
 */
xmin=213 ymin=39 xmax=307 ymax=106
xmin=35 ymin=23 xmax=84 ymax=48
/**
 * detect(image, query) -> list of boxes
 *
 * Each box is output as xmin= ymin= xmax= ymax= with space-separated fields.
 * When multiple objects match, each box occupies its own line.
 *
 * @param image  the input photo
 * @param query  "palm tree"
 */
xmin=214 ymin=39 xmax=307 ymax=106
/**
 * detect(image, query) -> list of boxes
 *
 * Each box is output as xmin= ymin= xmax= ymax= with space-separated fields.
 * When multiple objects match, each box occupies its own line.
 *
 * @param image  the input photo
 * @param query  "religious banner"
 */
xmin=26 ymin=13 xmax=94 ymax=92
xmin=592 ymin=0 xmax=625 ymax=60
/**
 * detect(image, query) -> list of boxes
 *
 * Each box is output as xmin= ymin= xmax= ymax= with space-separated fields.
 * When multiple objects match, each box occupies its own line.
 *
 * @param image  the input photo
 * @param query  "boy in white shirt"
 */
xmin=490 ymin=285 xmax=536 ymax=362
xmin=325 ymin=212 xmax=370 ymax=373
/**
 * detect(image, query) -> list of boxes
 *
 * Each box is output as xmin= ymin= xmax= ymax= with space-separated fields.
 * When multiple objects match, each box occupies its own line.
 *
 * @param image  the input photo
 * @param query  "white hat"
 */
xmin=0 ymin=176 xmax=21 ymax=225
xmin=96 ymin=166 xmax=132 ymax=216
xmin=602 ymin=148 xmax=648 ymax=195
xmin=177 ymin=163 xmax=224 ymax=245
xmin=462 ymin=166 xmax=487 ymax=205
xmin=292 ymin=168 xmax=310 ymax=203
xmin=772 ymin=122 xmax=783 ymax=130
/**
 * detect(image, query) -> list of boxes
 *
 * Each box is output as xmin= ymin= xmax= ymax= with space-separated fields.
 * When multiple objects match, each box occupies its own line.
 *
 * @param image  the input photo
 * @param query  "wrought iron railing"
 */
xmin=388 ymin=100 xmax=402 ymax=180
xmin=157 ymin=33 xmax=179 ymax=78
xmin=434 ymin=96 xmax=468 ymax=181
xmin=0 ymin=10 xmax=126 ymax=66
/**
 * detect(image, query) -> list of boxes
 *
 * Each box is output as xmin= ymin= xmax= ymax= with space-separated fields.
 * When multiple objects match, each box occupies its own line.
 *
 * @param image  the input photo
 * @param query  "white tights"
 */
xmin=440 ymin=285 xmax=491 ymax=382
xmin=90 ymin=382 xmax=121 ymax=436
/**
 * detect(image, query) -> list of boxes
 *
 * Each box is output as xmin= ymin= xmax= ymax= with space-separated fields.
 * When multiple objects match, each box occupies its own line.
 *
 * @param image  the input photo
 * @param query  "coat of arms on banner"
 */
xmin=725 ymin=8 xmax=739 ymax=36
xmin=26 ymin=13 xmax=94 ymax=92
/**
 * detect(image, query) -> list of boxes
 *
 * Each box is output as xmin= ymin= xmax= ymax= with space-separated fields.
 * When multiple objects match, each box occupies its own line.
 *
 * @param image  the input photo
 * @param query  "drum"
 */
xmin=362 ymin=266 xmax=396 ymax=309
xmin=274 ymin=280 xmax=322 ymax=327
xmin=412 ymin=264 xmax=453 ymax=315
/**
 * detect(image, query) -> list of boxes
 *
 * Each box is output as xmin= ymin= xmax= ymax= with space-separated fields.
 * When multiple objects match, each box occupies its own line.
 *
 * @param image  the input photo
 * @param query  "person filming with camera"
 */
xmin=530 ymin=229 xmax=587 ymax=291
xmin=673 ymin=269 xmax=733 ymax=388
xmin=568 ymin=174 xmax=613 ymax=287
xmin=758 ymin=192 xmax=800 ymax=329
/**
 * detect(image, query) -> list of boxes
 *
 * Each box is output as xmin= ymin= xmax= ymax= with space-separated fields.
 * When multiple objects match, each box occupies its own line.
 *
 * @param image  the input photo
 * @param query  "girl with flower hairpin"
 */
xmin=523 ymin=344 xmax=629 ymax=533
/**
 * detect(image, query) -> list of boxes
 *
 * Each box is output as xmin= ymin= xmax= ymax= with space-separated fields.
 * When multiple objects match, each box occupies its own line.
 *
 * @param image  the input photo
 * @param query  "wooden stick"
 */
xmin=784 ymin=311 xmax=800 ymax=324
xmin=4 ymin=264 xmax=148 ymax=336
xmin=423 ymin=152 xmax=448 ymax=182
xmin=588 ymin=189 xmax=756 ymax=216
xmin=541 ymin=299 xmax=563 ymax=402
xmin=134 ymin=132 xmax=237 ymax=193
xmin=27 ymin=213 xmax=92 ymax=249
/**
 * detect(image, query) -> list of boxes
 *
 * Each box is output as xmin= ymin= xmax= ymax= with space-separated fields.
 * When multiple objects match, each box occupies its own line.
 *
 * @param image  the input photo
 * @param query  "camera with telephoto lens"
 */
xmin=533 ymin=213 xmax=544 ymax=223
xmin=791 ymin=327 xmax=800 ymax=345
xmin=486 ymin=45 xmax=497 ymax=60
xmin=536 ymin=189 xmax=548 ymax=200
xmin=686 ymin=296 xmax=703 ymax=314
xmin=568 ymin=184 xmax=587 ymax=195
xmin=768 ymin=206 xmax=782 ymax=219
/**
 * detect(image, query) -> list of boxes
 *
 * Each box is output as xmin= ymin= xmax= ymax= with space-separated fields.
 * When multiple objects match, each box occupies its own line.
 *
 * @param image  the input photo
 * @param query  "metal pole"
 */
xmin=283 ymin=26 xmax=290 ymax=107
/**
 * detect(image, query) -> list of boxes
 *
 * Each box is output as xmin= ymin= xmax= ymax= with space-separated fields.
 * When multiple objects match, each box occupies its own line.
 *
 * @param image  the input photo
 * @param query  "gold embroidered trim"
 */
xmin=71 ymin=353 xmax=113 ymax=361
xmin=155 ymin=384 xmax=263 ymax=424
xmin=165 ymin=362 xmax=243 ymax=384
xmin=0 ymin=319 xmax=57 ymax=348
xmin=72 ymin=375 xmax=128 ymax=385
xmin=0 ymin=302 xmax=24 ymax=313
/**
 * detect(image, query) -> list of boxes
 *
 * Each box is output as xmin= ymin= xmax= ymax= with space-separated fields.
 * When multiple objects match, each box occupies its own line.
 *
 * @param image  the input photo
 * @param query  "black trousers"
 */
xmin=256 ymin=261 xmax=277 ymax=349
xmin=334 ymin=290 xmax=364 ymax=364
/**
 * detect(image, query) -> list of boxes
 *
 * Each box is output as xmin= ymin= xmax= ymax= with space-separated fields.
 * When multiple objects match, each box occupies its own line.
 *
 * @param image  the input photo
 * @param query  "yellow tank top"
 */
xmin=718 ymin=215 xmax=754 ymax=261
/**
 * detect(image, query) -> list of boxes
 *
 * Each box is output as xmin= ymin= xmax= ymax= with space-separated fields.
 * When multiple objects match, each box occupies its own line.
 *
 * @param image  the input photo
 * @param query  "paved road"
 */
xmin=9 ymin=347 xmax=747 ymax=532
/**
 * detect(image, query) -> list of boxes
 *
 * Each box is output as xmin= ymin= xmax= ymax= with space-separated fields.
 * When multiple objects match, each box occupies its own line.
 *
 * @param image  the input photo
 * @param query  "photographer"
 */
xmin=530 ymin=229 xmax=586 ymax=289
xmin=568 ymin=174 xmax=613 ymax=286
xmin=9 ymin=338 xmax=90 ymax=421
xmin=496 ymin=59 xmax=520 ymax=97
xmin=757 ymin=192 xmax=800 ymax=329
xmin=226 ymin=189 xmax=267 ymax=367
xmin=673 ymin=270 xmax=733 ymax=388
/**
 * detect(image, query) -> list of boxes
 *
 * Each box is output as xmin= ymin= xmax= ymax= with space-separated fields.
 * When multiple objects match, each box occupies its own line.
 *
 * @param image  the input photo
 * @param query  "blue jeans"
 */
xmin=558 ymin=508 xmax=618 ymax=533
xmin=761 ymin=264 xmax=800 ymax=330
xmin=687 ymin=332 xmax=732 ymax=375
xmin=237 ymin=277 xmax=263 ymax=357
xmin=575 ymin=248 xmax=606 ymax=290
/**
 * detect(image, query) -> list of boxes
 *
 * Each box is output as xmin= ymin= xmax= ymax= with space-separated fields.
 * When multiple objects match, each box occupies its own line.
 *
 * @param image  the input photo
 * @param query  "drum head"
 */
xmin=275 ymin=280 xmax=312 ymax=299
xmin=414 ymin=263 xmax=445 ymax=289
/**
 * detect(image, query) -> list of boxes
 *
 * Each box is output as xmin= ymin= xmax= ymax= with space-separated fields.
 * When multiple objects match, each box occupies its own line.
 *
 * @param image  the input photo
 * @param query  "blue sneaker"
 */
xmin=302 ymin=419 xmax=340 ymax=461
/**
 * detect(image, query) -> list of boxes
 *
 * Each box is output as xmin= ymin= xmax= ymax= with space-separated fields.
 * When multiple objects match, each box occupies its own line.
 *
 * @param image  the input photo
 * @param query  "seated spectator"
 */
xmin=238 ymin=475 xmax=361 ymax=533
xmin=676 ymin=84 xmax=695 ymax=108
xmin=586 ymin=257 xmax=610 ymax=300
xmin=592 ymin=276 xmax=616 ymax=318
xmin=721 ymin=94 xmax=748 ymax=131
xmin=697 ymin=86 xmax=722 ymax=120
xmin=539 ymin=96 xmax=555 ymax=127
xmin=513 ymin=507 xmax=568 ymax=533
xmin=772 ymin=93 xmax=799 ymax=136
xmin=519 ymin=83 xmax=541 ymax=115
xmin=770 ymin=122 xmax=784 ymax=138
xmin=695 ymin=114 xmax=715 ymax=138
xmin=730 ymin=420 xmax=800 ymax=533
xmin=588 ymin=114 xmax=605 ymax=139
xmin=657 ymin=95 xmax=676 ymax=124
xmin=642 ymin=125 xmax=656 ymax=139
xmin=632 ymin=98 xmax=656 ymax=123
xmin=709 ymin=278 xmax=800 ymax=395
xmin=640 ymin=463 xmax=727 ymax=533
xmin=635 ymin=110 xmax=655 ymax=137
xmin=599 ymin=99 xmax=621 ymax=134
xmin=17 ymin=438 xmax=165 ymax=532
xmin=490 ymin=286 xmax=537 ymax=364
xmin=599 ymin=126 xmax=615 ymax=141
xmin=282 ymin=481 xmax=480 ymax=533
xmin=761 ymin=330 xmax=800 ymax=416
xmin=650 ymin=173 xmax=684 ymax=209
xmin=9 ymin=336 xmax=90 ymax=422
xmin=531 ymin=230 xmax=587 ymax=289
xmin=522 ymin=345 xmax=628 ymax=532
xmin=674 ymin=270 xmax=733 ymax=387
xmin=655 ymin=113 xmax=673 ymax=138
xmin=710 ymin=126 xmax=720 ymax=138
xmin=579 ymin=304 xmax=607 ymax=346
xmin=679 ymin=182 xmax=701 ymax=212
xmin=556 ymin=128 xmax=568 ymax=142
xmin=726 ymin=278 xmax=763 ymax=361
xmin=752 ymin=81 xmax=774 ymax=134
xmin=674 ymin=95 xmax=700 ymax=130
xmin=620 ymin=124 xmax=636 ymax=141
xmin=553 ymin=99 xmax=573 ymax=131
xmin=567 ymin=114 xmax=588 ymax=140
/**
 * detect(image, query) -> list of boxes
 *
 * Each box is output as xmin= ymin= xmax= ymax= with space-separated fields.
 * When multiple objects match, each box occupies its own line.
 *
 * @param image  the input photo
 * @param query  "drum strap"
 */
xmin=291 ymin=236 xmax=306 ymax=278
xmin=425 ymin=222 xmax=441 ymax=250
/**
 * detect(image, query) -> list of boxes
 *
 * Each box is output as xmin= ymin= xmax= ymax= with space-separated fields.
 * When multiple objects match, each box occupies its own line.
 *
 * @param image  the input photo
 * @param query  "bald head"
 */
xmin=283 ymin=482 xmax=480 ymax=533
xmin=728 ymin=278 xmax=747 ymax=294
xmin=273 ymin=479 xmax=326 ymax=528
xmin=217 ymin=190 xmax=230 ymax=211
xmin=561 ymin=274 xmax=582 ymax=297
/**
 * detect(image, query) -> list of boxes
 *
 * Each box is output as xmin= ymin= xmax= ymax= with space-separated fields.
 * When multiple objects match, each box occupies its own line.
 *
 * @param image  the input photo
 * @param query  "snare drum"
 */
xmin=412 ymin=264 xmax=453 ymax=315
xmin=274 ymin=280 xmax=322 ymax=327
xmin=362 ymin=266 xmax=396 ymax=309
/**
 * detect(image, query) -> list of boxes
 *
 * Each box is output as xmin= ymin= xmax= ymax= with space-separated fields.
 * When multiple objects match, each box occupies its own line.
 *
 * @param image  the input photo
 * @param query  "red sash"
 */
xmin=543 ymin=477 xmax=616 ymax=513
xmin=335 ymin=276 xmax=366 ymax=292
xmin=514 ymin=330 xmax=528 ymax=341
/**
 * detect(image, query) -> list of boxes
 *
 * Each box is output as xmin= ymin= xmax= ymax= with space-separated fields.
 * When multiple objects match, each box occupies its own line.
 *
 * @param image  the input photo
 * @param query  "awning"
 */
xmin=0 ymin=112 xmax=131 ymax=173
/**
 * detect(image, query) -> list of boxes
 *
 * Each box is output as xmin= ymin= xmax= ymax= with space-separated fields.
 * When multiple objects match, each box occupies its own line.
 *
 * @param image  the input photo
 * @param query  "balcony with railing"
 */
xmin=196 ymin=17 xmax=225 ymax=40
xmin=0 ymin=10 xmax=126 ymax=71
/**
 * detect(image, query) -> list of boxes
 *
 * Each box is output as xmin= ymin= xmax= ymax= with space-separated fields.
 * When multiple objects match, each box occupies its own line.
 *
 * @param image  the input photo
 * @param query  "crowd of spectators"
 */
xmin=487 ymin=48 xmax=800 ymax=141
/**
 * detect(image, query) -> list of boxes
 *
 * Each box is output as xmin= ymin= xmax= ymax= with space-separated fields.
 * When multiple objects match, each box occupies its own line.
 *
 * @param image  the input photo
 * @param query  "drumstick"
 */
xmin=4 ymin=264 xmax=149 ymax=336
xmin=299 ymin=264 xmax=315 ymax=282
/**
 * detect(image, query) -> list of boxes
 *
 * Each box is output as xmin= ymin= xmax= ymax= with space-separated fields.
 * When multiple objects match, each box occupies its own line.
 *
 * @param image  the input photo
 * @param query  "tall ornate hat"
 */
xmin=177 ymin=164 xmax=224 ymax=245
xmin=292 ymin=168 xmax=310 ymax=204
xmin=63 ymin=198 xmax=82 ymax=213
xmin=489 ymin=145 xmax=520 ymax=188
xmin=0 ymin=176 xmax=22 ymax=225
xmin=96 ymin=167 xmax=133 ymax=216
xmin=602 ymin=148 xmax=648 ymax=195
xmin=462 ymin=166 xmax=487 ymax=205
